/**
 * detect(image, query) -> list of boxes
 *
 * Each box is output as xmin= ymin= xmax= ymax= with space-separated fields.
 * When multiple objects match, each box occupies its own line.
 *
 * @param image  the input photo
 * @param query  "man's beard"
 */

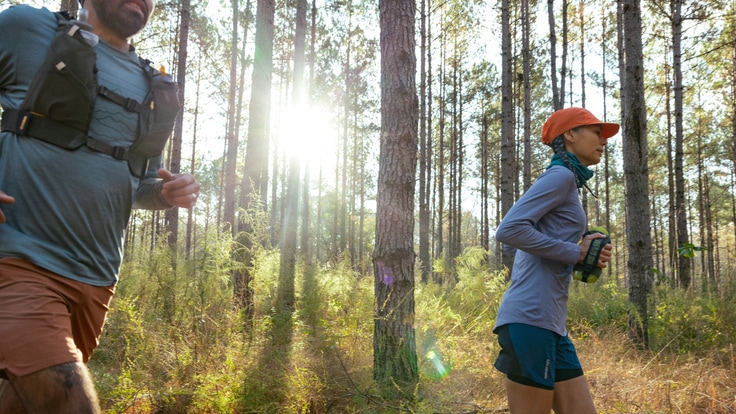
xmin=95 ymin=1 xmax=149 ymax=40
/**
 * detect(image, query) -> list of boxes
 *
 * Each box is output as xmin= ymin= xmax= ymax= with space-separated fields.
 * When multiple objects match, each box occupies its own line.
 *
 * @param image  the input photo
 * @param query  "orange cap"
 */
xmin=541 ymin=107 xmax=620 ymax=145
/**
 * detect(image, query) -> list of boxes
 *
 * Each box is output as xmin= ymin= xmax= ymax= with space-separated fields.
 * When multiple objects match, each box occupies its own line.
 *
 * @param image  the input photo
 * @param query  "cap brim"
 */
xmin=601 ymin=122 xmax=620 ymax=139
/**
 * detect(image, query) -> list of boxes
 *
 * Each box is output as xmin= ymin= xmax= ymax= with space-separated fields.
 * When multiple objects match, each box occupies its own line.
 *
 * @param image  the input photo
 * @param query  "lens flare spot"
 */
xmin=424 ymin=347 xmax=451 ymax=379
xmin=376 ymin=260 xmax=394 ymax=285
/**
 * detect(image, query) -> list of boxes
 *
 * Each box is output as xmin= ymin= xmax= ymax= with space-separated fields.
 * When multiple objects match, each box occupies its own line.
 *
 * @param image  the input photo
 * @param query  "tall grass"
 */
xmin=90 ymin=243 xmax=736 ymax=413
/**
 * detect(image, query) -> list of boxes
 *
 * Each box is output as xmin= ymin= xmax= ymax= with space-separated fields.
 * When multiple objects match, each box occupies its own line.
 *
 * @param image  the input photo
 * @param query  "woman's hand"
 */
xmin=158 ymin=169 xmax=201 ymax=209
xmin=0 ymin=191 xmax=15 ymax=224
xmin=578 ymin=232 xmax=612 ymax=268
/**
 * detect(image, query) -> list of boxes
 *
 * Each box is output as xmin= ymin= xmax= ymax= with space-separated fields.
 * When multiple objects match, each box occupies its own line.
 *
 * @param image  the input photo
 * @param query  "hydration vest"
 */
xmin=0 ymin=12 xmax=180 ymax=179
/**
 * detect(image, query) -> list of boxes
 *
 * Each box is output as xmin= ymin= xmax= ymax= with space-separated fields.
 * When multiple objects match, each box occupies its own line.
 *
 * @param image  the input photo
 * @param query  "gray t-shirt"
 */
xmin=0 ymin=5 xmax=170 ymax=286
xmin=493 ymin=165 xmax=586 ymax=336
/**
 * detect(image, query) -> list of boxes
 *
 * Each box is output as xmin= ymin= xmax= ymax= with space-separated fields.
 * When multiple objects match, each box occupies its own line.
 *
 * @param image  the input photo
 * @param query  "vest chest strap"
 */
xmin=1 ymin=108 xmax=129 ymax=160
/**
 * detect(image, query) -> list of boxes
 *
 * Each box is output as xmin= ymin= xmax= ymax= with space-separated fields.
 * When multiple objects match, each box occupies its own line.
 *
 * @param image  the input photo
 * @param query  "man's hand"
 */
xmin=578 ymin=232 xmax=612 ymax=269
xmin=0 ymin=191 xmax=15 ymax=224
xmin=158 ymin=169 xmax=200 ymax=209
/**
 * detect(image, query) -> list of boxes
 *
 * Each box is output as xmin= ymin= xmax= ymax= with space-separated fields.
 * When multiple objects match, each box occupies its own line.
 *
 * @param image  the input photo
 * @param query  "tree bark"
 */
xmin=672 ymin=0 xmax=692 ymax=289
xmin=500 ymin=0 xmax=516 ymax=273
xmin=165 ymin=0 xmax=190 ymax=249
xmin=621 ymin=0 xmax=653 ymax=349
xmin=300 ymin=0 xmax=317 ymax=266
xmin=560 ymin=0 xmax=568 ymax=105
xmin=665 ymin=40 xmax=677 ymax=286
xmin=278 ymin=0 xmax=308 ymax=312
xmin=548 ymin=0 xmax=561 ymax=110
xmin=60 ymin=0 xmax=78 ymax=16
xmin=235 ymin=0 xmax=275 ymax=320
xmin=418 ymin=0 xmax=431 ymax=283
xmin=522 ymin=0 xmax=531 ymax=192
xmin=224 ymin=0 xmax=240 ymax=237
xmin=373 ymin=0 xmax=418 ymax=389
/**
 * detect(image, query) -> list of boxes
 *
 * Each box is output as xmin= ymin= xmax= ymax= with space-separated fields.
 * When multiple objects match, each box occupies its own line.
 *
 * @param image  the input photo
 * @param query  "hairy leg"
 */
xmin=0 ymin=377 xmax=26 ymax=414
xmin=552 ymin=375 xmax=596 ymax=414
xmin=505 ymin=377 xmax=554 ymax=414
xmin=5 ymin=362 xmax=100 ymax=414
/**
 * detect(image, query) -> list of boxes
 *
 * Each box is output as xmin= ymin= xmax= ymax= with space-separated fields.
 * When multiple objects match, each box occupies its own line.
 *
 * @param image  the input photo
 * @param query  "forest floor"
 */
xmin=91 ymin=259 xmax=736 ymax=413
xmin=97 ymin=320 xmax=736 ymax=413
xmin=571 ymin=326 xmax=736 ymax=414
xmin=266 ymin=321 xmax=736 ymax=414
xmin=202 ymin=304 xmax=736 ymax=413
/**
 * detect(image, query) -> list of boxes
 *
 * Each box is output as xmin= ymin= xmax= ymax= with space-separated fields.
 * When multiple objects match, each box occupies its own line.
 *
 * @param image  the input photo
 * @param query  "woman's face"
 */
xmin=564 ymin=125 xmax=608 ymax=166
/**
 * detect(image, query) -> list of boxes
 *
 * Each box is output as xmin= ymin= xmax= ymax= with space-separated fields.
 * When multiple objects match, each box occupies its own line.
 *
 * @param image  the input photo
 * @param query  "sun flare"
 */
xmin=276 ymin=104 xmax=338 ymax=173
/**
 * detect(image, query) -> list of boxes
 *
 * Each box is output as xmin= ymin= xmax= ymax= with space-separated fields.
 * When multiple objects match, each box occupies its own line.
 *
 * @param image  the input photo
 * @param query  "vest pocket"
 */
xmin=21 ymin=22 xmax=96 ymax=139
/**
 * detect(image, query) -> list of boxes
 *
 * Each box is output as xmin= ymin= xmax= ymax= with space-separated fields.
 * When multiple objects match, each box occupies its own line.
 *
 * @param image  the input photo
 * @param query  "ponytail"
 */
xmin=550 ymin=130 xmax=598 ymax=198
xmin=551 ymin=135 xmax=581 ymax=187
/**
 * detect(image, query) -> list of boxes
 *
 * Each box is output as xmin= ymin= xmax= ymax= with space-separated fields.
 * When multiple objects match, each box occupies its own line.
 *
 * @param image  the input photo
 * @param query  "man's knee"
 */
xmin=4 ymin=362 xmax=100 ymax=414
xmin=0 ymin=377 xmax=27 ymax=414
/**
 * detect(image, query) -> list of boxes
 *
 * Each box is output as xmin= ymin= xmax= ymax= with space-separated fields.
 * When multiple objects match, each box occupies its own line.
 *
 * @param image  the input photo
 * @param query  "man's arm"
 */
xmin=133 ymin=168 xmax=199 ymax=210
xmin=0 ymin=191 xmax=14 ymax=223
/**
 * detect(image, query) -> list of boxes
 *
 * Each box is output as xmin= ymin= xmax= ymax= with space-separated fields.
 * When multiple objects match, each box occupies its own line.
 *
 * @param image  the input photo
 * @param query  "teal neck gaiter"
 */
xmin=547 ymin=152 xmax=594 ymax=189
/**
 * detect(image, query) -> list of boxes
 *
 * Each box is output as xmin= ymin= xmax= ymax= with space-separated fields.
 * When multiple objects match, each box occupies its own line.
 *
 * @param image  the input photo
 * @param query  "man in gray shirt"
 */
xmin=0 ymin=0 xmax=200 ymax=411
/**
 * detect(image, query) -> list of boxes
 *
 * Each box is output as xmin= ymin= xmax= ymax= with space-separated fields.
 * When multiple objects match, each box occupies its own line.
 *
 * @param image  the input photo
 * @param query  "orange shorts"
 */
xmin=0 ymin=258 xmax=115 ymax=377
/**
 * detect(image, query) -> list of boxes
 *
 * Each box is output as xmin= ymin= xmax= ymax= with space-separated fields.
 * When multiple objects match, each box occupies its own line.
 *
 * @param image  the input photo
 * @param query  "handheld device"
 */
xmin=573 ymin=227 xmax=610 ymax=283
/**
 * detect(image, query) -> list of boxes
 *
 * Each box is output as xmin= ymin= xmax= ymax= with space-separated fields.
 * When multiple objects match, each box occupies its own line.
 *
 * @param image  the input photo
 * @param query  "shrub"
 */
xmin=567 ymin=277 xmax=630 ymax=330
xmin=649 ymin=284 xmax=735 ymax=355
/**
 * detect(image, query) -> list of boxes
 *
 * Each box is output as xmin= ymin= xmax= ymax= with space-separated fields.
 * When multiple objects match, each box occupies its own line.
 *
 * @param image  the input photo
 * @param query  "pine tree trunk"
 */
xmin=672 ymin=0 xmax=692 ymax=289
xmin=578 ymin=1 xmax=586 ymax=107
xmin=521 ymin=0 xmax=532 ymax=192
xmin=548 ymin=0 xmax=561 ymax=110
xmin=731 ymin=12 xmax=736 ymax=257
xmin=224 ymin=0 xmax=240 ymax=237
xmin=278 ymin=0 xmax=308 ymax=312
xmin=480 ymin=113 xmax=489 ymax=251
xmin=500 ymin=0 xmax=516 ymax=273
xmin=300 ymin=0 xmax=317 ymax=265
xmin=456 ymin=78 xmax=463 ymax=268
xmin=373 ymin=0 xmax=418 ymax=389
xmin=601 ymin=10 xmax=614 ymax=280
xmin=186 ymin=57 xmax=202 ymax=258
xmin=418 ymin=0 xmax=431 ymax=283
xmin=165 ymin=0 xmax=190 ymax=249
xmin=235 ymin=0 xmax=275 ymax=319
xmin=560 ymin=0 xmax=568 ymax=105
xmin=447 ymin=59 xmax=458 ymax=279
xmin=621 ymin=0 xmax=652 ymax=349
xmin=427 ymin=7 xmax=435 ymax=282
xmin=436 ymin=94 xmax=445 ymax=284
xmin=666 ymin=48 xmax=678 ymax=286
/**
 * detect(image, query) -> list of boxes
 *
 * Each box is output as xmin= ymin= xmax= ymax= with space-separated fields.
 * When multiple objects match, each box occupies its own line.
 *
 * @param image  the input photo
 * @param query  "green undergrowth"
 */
xmin=89 ymin=243 xmax=736 ymax=413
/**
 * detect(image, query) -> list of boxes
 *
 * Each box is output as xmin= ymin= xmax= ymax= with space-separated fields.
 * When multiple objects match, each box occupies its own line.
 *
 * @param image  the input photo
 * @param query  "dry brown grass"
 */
xmin=577 ymin=325 xmax=736 ymax=414
xmin=219 ymin=290 xmax=736 ymax=413
xmin=323 ymin=323 xmax=736 ymax=413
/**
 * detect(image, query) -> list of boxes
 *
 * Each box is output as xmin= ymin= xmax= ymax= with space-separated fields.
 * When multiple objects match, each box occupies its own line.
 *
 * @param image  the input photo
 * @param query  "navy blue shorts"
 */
xmin=494 ymin=323 xmax=584 ymax=390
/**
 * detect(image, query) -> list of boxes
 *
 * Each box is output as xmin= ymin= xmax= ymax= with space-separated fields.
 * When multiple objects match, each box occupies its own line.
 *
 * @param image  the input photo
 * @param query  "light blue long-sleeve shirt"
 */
xmin=493 ymin=165 xmax=586 ymax=336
